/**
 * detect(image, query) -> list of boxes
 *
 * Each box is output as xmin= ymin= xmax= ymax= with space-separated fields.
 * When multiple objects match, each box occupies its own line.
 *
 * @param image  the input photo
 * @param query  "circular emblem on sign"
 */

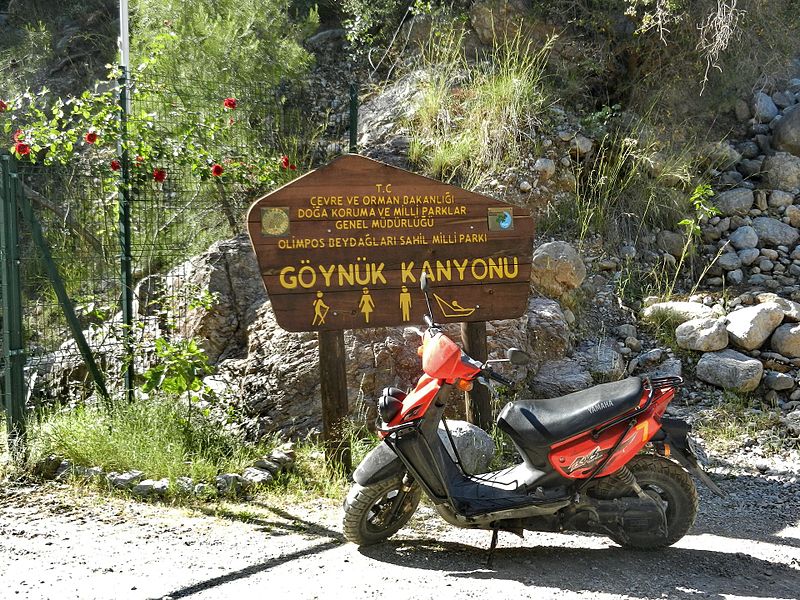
xmin=496 ymin=210 xmax=513 ymax=230
xmin=261 ymin=207 xmax=290 ymax=236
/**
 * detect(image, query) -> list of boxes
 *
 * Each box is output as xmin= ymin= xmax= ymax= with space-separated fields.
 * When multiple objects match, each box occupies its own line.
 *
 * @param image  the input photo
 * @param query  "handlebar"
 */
xmin=484 ymin=368 xmax=513 ymax=387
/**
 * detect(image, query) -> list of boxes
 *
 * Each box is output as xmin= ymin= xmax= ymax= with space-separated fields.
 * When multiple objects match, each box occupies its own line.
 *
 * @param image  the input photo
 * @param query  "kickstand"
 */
xmin=486 ymin=528 xmax=499 ymax=569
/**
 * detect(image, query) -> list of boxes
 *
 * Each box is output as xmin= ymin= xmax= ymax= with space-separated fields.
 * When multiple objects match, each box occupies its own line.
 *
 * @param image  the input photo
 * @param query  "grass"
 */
xmin=8 ymin=394 xmax=375 ymax=504
xmin=407 ymin=24 xmax=553 ymax=189
xmin=695 ymin=391 xmax=786 ymax=455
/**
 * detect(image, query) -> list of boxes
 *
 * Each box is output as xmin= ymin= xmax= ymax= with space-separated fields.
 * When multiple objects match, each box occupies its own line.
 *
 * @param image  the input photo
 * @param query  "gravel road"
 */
xmin=1 ymin=458 xmax=799 ymax=600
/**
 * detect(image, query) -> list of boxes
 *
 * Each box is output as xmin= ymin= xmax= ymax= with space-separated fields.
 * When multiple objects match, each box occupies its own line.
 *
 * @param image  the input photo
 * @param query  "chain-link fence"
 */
xmin=2 ymin=70 xmax=354 ymax=441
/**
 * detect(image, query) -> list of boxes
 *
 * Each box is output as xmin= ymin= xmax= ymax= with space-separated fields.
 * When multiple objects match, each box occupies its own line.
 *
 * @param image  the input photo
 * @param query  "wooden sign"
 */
xmin=247 ymin=155 xmax=534 ymax=332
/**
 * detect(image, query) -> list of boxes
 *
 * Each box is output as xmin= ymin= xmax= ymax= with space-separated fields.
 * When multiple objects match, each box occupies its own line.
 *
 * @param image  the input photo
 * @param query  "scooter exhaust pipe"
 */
xmin=563 ymin=496 xmax=667 ymax=537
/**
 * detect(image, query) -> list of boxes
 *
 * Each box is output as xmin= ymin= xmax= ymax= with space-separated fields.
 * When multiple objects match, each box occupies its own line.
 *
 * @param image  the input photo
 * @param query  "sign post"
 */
xmin=247 ymin=155 xmax=534 ymax=465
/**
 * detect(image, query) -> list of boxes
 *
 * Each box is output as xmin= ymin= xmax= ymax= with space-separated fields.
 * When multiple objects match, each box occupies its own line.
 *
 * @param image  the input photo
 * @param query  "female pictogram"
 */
xmin=358 ymin=288 xmax=375 ymax=324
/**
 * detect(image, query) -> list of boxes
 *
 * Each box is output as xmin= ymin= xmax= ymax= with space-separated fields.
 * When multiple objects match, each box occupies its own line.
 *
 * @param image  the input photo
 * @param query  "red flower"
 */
xmin=211 ymin=163 xmax=224 ymax=177
xmin=14 ymin=142 xmax=30 ymax=156
xmin=280 ymin=155 xmax=290 ymax=169
xmin=84 ymin=131 xmax=98 ymax=144
xmin=110 ymin=159 xmax=121 ymax=171
xmin=153 ymin=168 xmax=167 ymax=182
xmin=223 ymin=97 xmax=237 ymax=110
xmin=0 ymin=100 xmax=7 ymax=112
xmin=12 ymin=129 xmax=24 ymax=142
xmin=289 ymin=164 xmax=297 ymax=171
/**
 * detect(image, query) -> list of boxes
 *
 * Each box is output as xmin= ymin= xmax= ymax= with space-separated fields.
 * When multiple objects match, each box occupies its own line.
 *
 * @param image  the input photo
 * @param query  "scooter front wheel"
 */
xmin=343 ymin=476 xmax=421 ymax=545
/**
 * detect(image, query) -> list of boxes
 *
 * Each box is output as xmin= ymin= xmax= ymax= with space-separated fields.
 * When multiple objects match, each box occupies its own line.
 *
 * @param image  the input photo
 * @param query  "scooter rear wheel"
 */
xmin=609 ymin=454 xmax=698 ymax=549
xmin=343 ymin=476 xmax=421 ymax=545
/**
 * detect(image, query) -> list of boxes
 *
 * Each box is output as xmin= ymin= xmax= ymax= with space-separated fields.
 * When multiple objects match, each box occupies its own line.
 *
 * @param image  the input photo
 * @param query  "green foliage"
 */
xmin=408 ymin=26 xmax=553 ymax=188
xmin=142 ymin=338 xmax=213 ymax=398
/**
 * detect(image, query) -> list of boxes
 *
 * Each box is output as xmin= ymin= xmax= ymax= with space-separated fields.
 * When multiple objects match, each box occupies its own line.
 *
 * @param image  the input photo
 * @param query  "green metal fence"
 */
xmin=1 ymin=71 xmax=354 ymax=451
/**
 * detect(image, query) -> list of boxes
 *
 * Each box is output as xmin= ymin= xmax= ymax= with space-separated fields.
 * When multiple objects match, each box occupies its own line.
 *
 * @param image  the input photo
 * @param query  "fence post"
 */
xmin=1 ymin=155 xmax=27 ymax=455
xmin=349 ymin=82 xmax=358 ymax=153
xmin=118 ymin=67 xmax=135 ymax=403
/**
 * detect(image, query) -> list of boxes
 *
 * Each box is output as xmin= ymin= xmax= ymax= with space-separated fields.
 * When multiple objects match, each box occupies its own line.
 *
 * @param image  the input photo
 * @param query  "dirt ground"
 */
xmin=1 ymin=467 xmax=799 ymax=600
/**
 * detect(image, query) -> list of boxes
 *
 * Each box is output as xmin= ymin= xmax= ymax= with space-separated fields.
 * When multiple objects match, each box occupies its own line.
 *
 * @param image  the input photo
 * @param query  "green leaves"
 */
xmin=142 ymin=338 xmax=213 ymax=397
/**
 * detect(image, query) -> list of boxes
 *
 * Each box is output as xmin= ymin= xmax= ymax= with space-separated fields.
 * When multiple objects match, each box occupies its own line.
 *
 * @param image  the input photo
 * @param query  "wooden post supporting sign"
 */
xmin=247 ymin=155 xmax=535 ymax=469
xmin=461 ymin=321 xmax=491 ymax=430
xmin=318 ymin=329 xmax=351 ymax=470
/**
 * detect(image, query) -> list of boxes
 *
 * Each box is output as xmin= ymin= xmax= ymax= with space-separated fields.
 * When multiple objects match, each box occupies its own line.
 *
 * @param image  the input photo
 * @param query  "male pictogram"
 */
xmin=399 ymin=286 xmax=412 ymax=321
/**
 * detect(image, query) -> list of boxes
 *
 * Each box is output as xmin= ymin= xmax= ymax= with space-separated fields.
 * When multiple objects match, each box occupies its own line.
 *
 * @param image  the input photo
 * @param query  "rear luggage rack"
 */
xmin=648 ymin=376 xmax=683 ymax=391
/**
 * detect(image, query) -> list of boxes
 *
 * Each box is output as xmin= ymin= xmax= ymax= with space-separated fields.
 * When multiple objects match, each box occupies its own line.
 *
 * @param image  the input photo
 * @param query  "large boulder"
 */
xmin=438 ymin=420 xmax=495 ymax=474
xmin=763 ymin=152 xmax=800 ymax=191
xmin=641 ymin=301 xmax=714 ymax=324
xmin=728 ymin=225 xmax=759 ymax=250
xmin=675 ymin=317 xmax=729 ymax=352
xmin=771 ymin=323 xmax=800 ymax=358
xmin=583 ymin=340 xmax=625 ymax=383
xmin=756 ymin=293 xmax=800 ymax=322
xmin=773 ymin=105 xmax=800 ymax=156
xmin=530 ymin=241 xmax=586 ymax=298
xmin=529 ymin=358 xmax=592 ymax=398
xmin=753 ymin=92 xmax=779 ymax=123
xmin=726 ymin=302 xmax=784 ymax=351
xmin=752 ymin=217 xmax=800 ymax=247
xmin=695 ymin=349 xmax=763 ymax=392
xmin=713 ymin=188 xmax=754 ymax=217
xmin=524 ymin=297 xmax=570 ymax=364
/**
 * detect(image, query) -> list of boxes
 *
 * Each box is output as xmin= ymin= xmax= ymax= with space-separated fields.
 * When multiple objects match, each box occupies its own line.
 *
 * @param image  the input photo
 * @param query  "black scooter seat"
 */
xmin=497 ymin=377 xmax=644 ymax=448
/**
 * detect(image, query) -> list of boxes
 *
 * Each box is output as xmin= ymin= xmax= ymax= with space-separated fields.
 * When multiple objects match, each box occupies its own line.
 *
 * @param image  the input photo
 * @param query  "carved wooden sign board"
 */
xmin=247 ymin=155 xmax=535 ymax=332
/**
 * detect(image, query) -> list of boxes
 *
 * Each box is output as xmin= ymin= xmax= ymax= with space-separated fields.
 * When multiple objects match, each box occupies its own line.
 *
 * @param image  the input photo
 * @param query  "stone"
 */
xmin=641 ymin=302 xmax=714 ymax=324
xmin=438 ymin=420 xmax=494 ymax=474
xmin=269 ymin=448 xmax=295 ymax=467
xmin=648 ymin=358 xmax=682 ymax=379
xmin=727 ymin=269 xmax=745 ymax=285
xmin=734 ymin=99 xmax=751 ymax=122
xmin=786 ymin=205 xmax=800 ymax=228
xmin=773 ymin=103 xmax=800 ymax=156
xmin=773 ymin=91 xmax=794 ymax=109
xmin=737 ymin=158 xmax=763 ymax=179
xmin=530 ymin=359 xmax=592 ymax=398
xmin=625 ymin=336 xmax=642 ymax=352
xmin=35 ymin=455 xmax=64 ymax=480
xmin=616 ymin=324 xmax=637 ymax=339
xmin=584 ymin=341 xmax=625 ymax=383
xmin=753 ymin=91 xmax=779 ymax=123
xmin=739 ymin=247 xmax=761 ymax=265
xmin=675 ymin=317 xmax=729 ymax=352
xmin=756 ymin=293 xmax=800 ymax=322
xmin=153 ymin=478 xmax=170 ymax=495
xmin=242 ymin=466 xmax=274 ymax=485
xmin=763 ymin=153 xmax=800 ymax=191
xmin=531 ymin=241 xmax=586 ymax=298
xmin=726 ymin=302 xmax=785 ymax=350
xmin=637 ymin=349 xmax=664 ymax=368
xmin=526 ymin=297 xmax=570 ymax=363
xmin=713 ymin=188 xmax=754 ymax=217
xmin=729 ymin=225 xmax=759 ymax=250
xmin=771 ymin=323 xmax=800 ymax=358
xmin=657 ymin=230 xmax=685 ymax=257
xmin=752 ymin=217 xmax=800 ymax=247
xmin=519 ymin=180 xmax=532 ymax=193
xmin=704 ymin=141 xmax=742 ymax=169
xmin=131 ymin=479 xmax=156 ymax=497
xmin=110 ymin=471 xmax=144 ymax=489
xmin=737 ymin=140 xmax=760 ymax=159
xmin=176 ymin=477 xmax=194 ymax=493
xmin=770 ymin=190 xmax=795 ymax=208
xmin=695 ymin=349 xmax=763 ymax=392
xmin=533 ymin=157 xmax=556 ymax=180
xmin=765 ymin=371 xmax=795 ymax=391
xmin=569 ymin=134 xmax=594 ymax=159
xmin=253 ymin=458 xmax=281 ymax=474
xmin=216 ymin=473 xmax=247 ymax=496
xmin=717 ymin=252 xmax=742 ymax=271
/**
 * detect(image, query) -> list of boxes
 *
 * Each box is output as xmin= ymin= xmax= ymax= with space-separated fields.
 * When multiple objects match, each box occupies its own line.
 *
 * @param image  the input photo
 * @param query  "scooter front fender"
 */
xmin=353 ymin=442 xmax=405 ymax=486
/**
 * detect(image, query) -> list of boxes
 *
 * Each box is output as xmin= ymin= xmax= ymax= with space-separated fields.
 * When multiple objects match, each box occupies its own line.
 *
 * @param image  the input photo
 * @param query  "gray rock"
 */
xmin=695 ymin=349 xmax=763 ymax=392
xmin=739 ymin=247 xmax=761 ymax=265
xmin=519 ymin=180 xmax=532 ymax=193
xmin=763 ymin=152 xmax=800 ymax=191
xmin=110 ymin=470 xmax=144 ymax=489
xmin=753 ymin=92 xmax=779 ymax=123
xmin=717 ymin=252 xmax=742 ymax=271
xmin=153 ymin=478 xmax=170 ymax=495
xmin=641 ymin=302 xmax=714 ymax=324
xmin=704 ymin=141 xmax=742 ymax=169
xmin=438 ymin=420 xmax=494 ymax=474
xmin=735 ymin=99 xmax=751 ymax=122
xmin=726 ymin=302 xmax=785 ymax=350
xmin=530 ymin=359 xmax=592 ymax=398
xmin=131 ymin=479 xmax=156 ymax=497
xmin=755 ymin=293 xmax=800 ymax=321
xmin=176 ymin=477 xmax=194 ymax=493
xmin=215 ymin=473 xmax=246 ymax=496
xmin=268 ymin=448 xmax=295 ymax=467
xmin=648 ymin=358 xmax=682 ymax=379
xmin=771 ymin=323 xmax=800 ymax=358
xmin=526 ymin=297 xmax=570 ymax=363
xmin=752 ymin=217 xmax=800 ymax=247
xmin=54 ymin=461 xmax=74 ymax=482
xmin=773 ymin=103 xmax=800 ymax=156
xmin=569 ymin=134 xmax=594 ymax=159
xmin=770 ymin=190 xmax=795 ymax=208
xmin=773 ymin=91 xmax=794 ymax=109
xmin=786 ymin=205 xmax=800 ymax=228
xmin=253 ymin=458 xmax=281 ymax=474
xmin=533 ymin=158 xmax=556 ymax=180
xmin=737 ymin=140 xmax=760 ymax=159
xmin=531 ymin=241 xmax=586 ymax=298
xmin=242 ymin=466 xmax=274 ymax=485
xmin=675 ymin=317 xmax=729 ymax=352
xmin=625 ymin=336 xmax=642 ymax=352
xmin=585 ymin=341 xmax=625 ymax=383
xmin=637 ymin=349 xmax=664 ymax=368
xmin=714 ymin=188 xmax=754 ymax=217
xmin=616 ymin=324 xmax=637 ymax=339
xmin=727 ymin=269 xmax=745 ymax=285
xmin=737 ymin=158 xmax=763 ymax=179
xmin=765 ymin=371 xmax=795 ymax=391
xmin=657 ymin=230 xmax=685 ymax=257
